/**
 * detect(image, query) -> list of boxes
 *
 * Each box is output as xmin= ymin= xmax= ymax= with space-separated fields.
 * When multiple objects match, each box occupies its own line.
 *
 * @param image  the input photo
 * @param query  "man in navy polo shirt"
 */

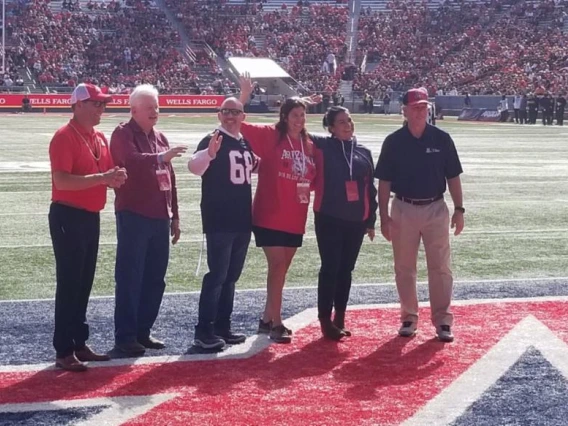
xmin=375 ymin=87 xmax=464 ymax=343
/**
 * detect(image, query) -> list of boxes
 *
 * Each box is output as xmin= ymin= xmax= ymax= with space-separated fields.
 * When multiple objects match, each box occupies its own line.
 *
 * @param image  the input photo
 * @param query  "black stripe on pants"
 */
xmin=315 ymin=212 xmax=366 ymax=319
xmin=49 ymin=203 xmax=100 ymax=358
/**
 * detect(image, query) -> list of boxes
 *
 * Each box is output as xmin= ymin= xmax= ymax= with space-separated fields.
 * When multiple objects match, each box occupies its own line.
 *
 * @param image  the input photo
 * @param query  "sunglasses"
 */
xmin=84 ymin=100 xmax=108 ymax=108
xmin=220 ymin=108 xmax=243 ymax=116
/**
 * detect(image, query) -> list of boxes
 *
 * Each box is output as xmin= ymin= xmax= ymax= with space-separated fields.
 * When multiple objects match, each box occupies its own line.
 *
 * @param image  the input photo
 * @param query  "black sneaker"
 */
xmin=257 ymin=319 xmax=272 ymax=334
xmin=320 ymin=318 xmax=346 ymax=341
xmin=194 ymin=334 xmax=226 ymax=350
xmin=269 ymin=324 xmax=292 ymax=344
xmin=215 ymin=330 xmax=246 ymax=345
xmin=436 ymin=325 xmax=454 ymax=342
xmin=138 ymin=335 xmax=165 ymax=350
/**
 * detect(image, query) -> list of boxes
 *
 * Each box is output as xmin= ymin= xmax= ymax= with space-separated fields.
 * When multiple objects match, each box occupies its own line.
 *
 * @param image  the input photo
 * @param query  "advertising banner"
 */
xmin=477 ymin=109 xmax=501 ymax=122
xmin=0 ymin=94 xmax=225 ymax=109
xmin=457 ymin=108 xmax=484 ymax=121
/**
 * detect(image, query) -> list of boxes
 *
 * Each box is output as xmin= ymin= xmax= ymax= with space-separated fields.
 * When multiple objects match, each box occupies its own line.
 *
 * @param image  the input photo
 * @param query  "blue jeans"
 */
xmin=114 ymin=211 xmax=170 ymax=345
xmin=196 ymin=232 xmax=251 ymax=336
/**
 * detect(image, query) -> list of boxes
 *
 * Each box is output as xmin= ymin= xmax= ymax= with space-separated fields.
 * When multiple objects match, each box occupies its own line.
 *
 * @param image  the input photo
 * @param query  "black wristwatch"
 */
xmin=455 ymin=206 xmax=465 ymax=213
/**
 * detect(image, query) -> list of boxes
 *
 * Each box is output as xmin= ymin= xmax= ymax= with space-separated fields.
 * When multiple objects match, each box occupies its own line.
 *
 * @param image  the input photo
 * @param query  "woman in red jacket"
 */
xmin=239 ymin=84 xmax=316 ymax=344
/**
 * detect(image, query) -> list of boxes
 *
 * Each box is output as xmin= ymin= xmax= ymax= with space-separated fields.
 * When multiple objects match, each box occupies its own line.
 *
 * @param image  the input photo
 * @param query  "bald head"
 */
xmin=218 ymin=97 xmax=246 ymax=135
xmin=221 ymin=97 xmax=243 ymax=110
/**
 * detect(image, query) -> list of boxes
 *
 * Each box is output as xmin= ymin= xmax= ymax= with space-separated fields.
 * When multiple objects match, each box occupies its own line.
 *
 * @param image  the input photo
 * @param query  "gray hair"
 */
xmin=130 ymin=84 xmax=159 ymax=108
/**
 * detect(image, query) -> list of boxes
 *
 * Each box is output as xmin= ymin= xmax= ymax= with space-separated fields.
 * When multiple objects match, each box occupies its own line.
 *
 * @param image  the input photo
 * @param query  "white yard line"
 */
xmin=0 ymin=277 xmax=567 ymax=304
xmin=1 ymin=296 xmax=568 ymax=373
xmin=1 ymin=228 xmax=568 ymax=249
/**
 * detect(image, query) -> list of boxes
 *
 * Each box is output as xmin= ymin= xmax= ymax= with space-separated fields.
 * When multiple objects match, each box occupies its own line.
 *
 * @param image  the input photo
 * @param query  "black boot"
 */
xmin=333 ymin=311 xmax=352 ymax=337
xmin=320 ymin=318 xmax=346 ymax=341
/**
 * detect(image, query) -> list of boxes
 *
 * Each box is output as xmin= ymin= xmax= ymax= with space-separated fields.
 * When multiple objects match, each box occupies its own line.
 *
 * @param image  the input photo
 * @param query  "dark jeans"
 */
xmin=315 ymin=213 xmax=366 ymax=319
xmin=519 ymin=109 xmax=527 ymax=124
xmin=514 ymin=109 xmax=520 ymax=123
xmin=49 ymin=203 xmax=100 ymax=358
xmin=196 ymin=232 xmax=251 ymax=336
xmin=557 ymin=109 xmax=565 ymax=125
xmin=114 ymin=211 xmax=170 ymax=345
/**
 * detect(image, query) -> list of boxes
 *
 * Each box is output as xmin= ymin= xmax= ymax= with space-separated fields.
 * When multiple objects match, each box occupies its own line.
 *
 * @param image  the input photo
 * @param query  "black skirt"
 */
xmin=252 ymin=226 xmax=303 ymax=248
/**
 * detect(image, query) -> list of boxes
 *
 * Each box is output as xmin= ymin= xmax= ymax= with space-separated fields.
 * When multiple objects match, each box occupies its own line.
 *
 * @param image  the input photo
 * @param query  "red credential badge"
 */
xmin=296 ymin=182 xmax=310 ymax=204
xmin=156 ymin=168 xmax=171 ymax=192
xmin=345 ymin=180 xmax=359 ymax=202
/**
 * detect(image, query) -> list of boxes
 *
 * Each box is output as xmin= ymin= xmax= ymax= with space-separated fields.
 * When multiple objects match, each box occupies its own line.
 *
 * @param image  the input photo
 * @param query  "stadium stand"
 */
xmin=2 ymin=0 xmax=568 ymax=97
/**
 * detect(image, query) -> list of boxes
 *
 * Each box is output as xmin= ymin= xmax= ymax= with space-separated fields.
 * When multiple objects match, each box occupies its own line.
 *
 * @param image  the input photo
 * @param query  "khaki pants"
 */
xmin=390 ymin=198 xmax=453 ymax=327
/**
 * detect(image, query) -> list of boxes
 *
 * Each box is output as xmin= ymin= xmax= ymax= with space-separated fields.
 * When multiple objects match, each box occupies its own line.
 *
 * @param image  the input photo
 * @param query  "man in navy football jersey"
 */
xmin=188 ymin=98 xmax=255 ymax=351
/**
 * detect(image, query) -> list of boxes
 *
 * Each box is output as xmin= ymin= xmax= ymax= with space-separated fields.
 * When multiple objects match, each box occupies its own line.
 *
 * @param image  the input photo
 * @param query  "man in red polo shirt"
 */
xmin=110 ymin=84 xmax=187 ymax=356
xmin=49 ymin=83 xmax=127 ymax=372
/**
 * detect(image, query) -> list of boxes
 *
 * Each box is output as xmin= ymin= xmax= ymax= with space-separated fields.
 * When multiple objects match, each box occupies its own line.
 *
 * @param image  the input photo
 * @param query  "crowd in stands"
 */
xmin=4 ymin=0 xmax=568 ymax=97
xmin=4 ymin=0 xmax=204 ymax=94
xmin=355 ymin=0 xmax=568 ymax=98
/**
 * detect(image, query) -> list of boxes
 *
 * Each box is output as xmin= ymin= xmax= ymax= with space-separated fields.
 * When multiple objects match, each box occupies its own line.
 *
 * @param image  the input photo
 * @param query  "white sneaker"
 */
xmin=436 ymin=325 xmax=454 ymax=342
xmin=398 ymin=321 xmax=417 ymax=337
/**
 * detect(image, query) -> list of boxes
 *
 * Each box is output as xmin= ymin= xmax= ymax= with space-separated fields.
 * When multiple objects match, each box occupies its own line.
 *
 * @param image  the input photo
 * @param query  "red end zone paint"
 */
xmin=0 ymin=300 xmax=566 ymax=425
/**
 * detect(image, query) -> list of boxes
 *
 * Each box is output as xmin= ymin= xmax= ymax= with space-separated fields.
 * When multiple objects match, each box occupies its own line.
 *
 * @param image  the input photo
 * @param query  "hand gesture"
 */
xmin=239 ymin=71 xmax=253 ymax=98
xmin=103 ymin=166 xmax=127 ymax=188
xmin=208 ymin=131 xmax=223 ymax=159
xmin=171 ymin=219 xmax=181 ymax=245
xmin=451 ymin=211 xmax=464 ymax=236
xmin=303 ymin=94 xmax=323 ymax=105
xmin=162 ymin=146 xmax=188 ymax=163
xmin=367 ymin=228 xmax=375 ymax=242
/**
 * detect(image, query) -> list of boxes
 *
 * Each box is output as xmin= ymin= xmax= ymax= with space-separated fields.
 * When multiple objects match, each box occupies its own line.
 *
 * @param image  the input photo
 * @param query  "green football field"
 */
xmin=0 ymin=112 xmax=566 ymax=300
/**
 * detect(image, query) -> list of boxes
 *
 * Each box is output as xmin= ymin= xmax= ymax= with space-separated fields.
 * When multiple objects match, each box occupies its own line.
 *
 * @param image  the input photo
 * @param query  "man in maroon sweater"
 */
xmin=110 ymin=84 xmax=187 ymax=356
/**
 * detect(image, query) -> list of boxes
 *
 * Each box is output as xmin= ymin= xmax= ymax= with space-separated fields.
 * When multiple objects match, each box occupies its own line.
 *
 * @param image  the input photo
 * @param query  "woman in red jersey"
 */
xmin=239 ymin=80 xmax=317 ymax=344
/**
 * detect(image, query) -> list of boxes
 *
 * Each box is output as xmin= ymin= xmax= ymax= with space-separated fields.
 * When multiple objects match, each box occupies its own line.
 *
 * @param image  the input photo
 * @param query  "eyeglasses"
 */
xmin=220 ymin=108 xmax=243 ymax=116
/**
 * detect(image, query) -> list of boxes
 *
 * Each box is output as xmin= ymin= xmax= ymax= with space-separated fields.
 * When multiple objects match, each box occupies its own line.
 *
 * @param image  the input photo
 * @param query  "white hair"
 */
xmin=129 ymin=84 xmax=159 ymax=108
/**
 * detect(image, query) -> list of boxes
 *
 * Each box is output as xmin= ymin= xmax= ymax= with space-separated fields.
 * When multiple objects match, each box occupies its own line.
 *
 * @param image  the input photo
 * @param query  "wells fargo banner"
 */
xmin=0 ymin=94 xmax=225 ymax=109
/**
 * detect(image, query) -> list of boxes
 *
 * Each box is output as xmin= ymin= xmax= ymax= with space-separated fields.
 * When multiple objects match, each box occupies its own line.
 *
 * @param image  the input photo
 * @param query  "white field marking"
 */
xmin=4 ymin=201 xmax=568 ymax=216
xmin=0 ymin=208 xmax=203 ymax=216
xmin=2 ymin=297 xmax=568 ymax=373
xmin=2 ymin=278 xmax=568 ymax=304
xmin=4 ymin=227 xmax=568 ymax=249
xmin=0 ymin=187 xmax=202 ymax=194
xmin=3 ymin=227 xmax=568 ymax=249
xmin=401 ymin=315 xmax=568 ymax=426
xmin=0 ymin=308 xmax=318 ymax=373
xmin=0 ymin=162 xmax=51 ymax=172
xmin=0 ymin=393 xmax=179 ymax=426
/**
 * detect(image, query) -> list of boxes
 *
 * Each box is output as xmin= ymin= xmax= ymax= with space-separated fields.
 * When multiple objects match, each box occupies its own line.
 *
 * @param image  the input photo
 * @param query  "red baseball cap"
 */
xmin=402 ymin=87 xmax=430 ymax=106
xmin=70 ymin=83 xmax=112 ymax=104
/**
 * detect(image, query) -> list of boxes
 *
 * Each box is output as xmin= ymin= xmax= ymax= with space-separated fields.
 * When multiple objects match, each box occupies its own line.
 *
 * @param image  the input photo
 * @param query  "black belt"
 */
xmin=395 ymin=195 xmax=443 ymax=206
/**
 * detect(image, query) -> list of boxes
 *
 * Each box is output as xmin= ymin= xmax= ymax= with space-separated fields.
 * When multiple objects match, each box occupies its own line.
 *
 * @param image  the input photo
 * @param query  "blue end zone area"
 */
xmin=452 ymin=347 xmax=568 ymax=426
xmin=1 ymin=278 xmax=568 ymax=366
xmin=0 ymin=406 xmax=108 ymax=425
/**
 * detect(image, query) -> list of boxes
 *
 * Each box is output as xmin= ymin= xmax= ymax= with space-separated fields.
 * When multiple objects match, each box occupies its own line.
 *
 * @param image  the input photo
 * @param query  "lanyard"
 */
xmin=69 ymin=122 xmax=101 ymax=161
xmin=341 ymin=139 xmax=354 ymax=180
xmin=287 ymin=135 xmax=306 ymax=177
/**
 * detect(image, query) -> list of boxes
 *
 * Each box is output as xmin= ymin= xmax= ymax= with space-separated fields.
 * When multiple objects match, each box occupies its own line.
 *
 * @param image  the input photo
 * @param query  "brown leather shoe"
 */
xmin=75 ymin=345 xmax=111 ymax=362
xmin=55 ymin=354 xmax=88 ymax=372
